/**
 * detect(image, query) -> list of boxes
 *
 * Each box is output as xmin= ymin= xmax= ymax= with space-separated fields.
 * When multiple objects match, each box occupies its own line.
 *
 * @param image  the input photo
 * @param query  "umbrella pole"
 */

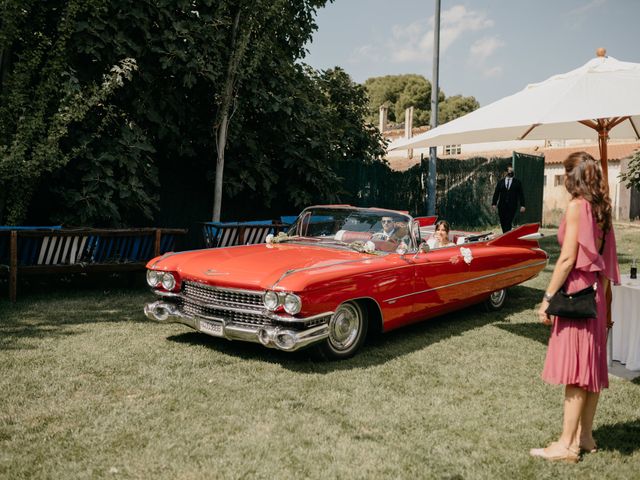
xmin=598 ymin=126 xmax=609 ymax=185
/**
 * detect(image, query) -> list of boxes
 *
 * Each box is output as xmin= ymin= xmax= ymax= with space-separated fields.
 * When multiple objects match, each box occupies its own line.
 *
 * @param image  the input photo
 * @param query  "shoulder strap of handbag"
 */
xmin=598 ymin=233 xmax=606 ymax=255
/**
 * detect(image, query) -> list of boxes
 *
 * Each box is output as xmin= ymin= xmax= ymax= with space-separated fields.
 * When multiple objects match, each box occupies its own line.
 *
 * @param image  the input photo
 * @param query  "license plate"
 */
xmin=199 ymin=319 xmax=223 ymax=337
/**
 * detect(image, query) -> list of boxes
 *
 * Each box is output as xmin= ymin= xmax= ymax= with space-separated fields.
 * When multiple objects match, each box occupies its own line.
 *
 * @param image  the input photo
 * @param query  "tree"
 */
xmin=1 ymin=0 xmax=388 ymax=228
xmin=438 ymin=95 xmax=480 ymax=124
xmin=209 ymin=0 xmax=328 ymax=221
xmin=364 ymin=74 xmax=432 ymax=126
xmin=222 ymin=64 xmax=386 ymax=214
xmin=620 ymin=150 xmax=640 ymax=190
xmin=0 ymin=0 xmax=146 ymax=225
xmin=363 ymin=74 xmax=478 ymax=128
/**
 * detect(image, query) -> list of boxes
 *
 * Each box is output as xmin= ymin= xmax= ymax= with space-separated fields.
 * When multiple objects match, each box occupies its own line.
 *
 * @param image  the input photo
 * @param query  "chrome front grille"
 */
xmin=182 ymin=281 xmax=263 ymax=311
xmin=177 ymin=281 xmax=327 ymax=327
xmin=182 ymin=300 xmax=272 ymax=326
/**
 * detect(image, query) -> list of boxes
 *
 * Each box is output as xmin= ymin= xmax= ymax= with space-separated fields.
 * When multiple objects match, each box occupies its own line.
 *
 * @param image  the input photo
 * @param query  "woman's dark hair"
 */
xmin=435 ymin=220 xmax=450 ymax=233
xmin=563 ymin=151 xmax=612 ymax=232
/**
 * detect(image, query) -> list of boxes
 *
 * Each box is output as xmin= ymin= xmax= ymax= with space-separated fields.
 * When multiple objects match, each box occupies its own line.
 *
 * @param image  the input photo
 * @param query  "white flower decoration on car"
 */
xmin=460 ymin=247 xmax=473 ymax=264
xmin=364 ymin=241 xmax=376 ymax=254
xmin=265 ymin=232 xmax=288 ymax=245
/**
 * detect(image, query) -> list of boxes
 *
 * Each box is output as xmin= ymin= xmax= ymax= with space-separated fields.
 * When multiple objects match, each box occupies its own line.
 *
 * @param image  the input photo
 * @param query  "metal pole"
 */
xmin=428 ymin=0 xmax=441 ymax=216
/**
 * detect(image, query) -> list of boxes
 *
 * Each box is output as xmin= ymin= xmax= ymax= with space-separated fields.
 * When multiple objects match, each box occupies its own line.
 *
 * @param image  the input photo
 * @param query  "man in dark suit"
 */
xmin=492 ymin=165 xmax=526 ymax=233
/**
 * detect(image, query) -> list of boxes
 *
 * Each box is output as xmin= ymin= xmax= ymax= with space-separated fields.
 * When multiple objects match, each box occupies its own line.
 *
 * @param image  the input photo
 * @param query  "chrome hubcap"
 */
xmin=490 ymin=289 xmax=506 ymax=306
xmin=329 ymin=303 xmax=361 ymax=351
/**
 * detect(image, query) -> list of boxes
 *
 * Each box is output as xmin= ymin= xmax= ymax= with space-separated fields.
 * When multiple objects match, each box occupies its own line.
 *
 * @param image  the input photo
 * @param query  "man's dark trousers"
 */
xmin=492 ymin=177 xmax=525 ymax=233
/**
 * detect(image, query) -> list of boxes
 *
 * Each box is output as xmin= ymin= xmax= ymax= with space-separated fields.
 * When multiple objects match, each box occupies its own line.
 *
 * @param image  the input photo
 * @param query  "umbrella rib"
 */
xmin=628 ymin=117 xmax=640 ymax=140
xmin=518 ymin=124 xmax=540 ymax=140
xmin=579 ymin=119 xmax=598 ymax=130
xmin=607 ymin=117 xmax=629 ymax=130
xmin=607 ymin=116 xmax=629 ymax=131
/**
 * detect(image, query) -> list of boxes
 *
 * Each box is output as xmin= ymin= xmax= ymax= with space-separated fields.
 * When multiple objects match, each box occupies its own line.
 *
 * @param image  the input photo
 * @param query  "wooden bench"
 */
xmin=0 ymin=228 xmax=187 ymax=302
xmin=202 ymin=221 xmax=289 ymax=248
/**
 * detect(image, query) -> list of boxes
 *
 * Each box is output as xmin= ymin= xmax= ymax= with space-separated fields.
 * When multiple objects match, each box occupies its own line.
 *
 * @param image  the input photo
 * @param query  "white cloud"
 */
xmin=568 ymin=0 xmax=607 ymax=16
xmin=468 ymin=36 xmax=504 ymax=78
xmin=482 ymin=65 xmax=503 ymax=78
xmin=348 ymin=3 xmax=500 ymax=78
xmin=348 ymin=44 xmax=383 ymax=64
xmin=469 ymin=37 xmax=504 ymax=63
xmin=439 ymin=5 xmax=494 ymax=51
xmin=564 ymin=0 xmax=607 ymax=29
xmin=381 ymin=5 xmax=494 ymax=63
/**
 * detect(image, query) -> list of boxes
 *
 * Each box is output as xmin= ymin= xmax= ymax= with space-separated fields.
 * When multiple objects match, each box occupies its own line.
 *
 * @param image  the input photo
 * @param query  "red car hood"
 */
xmin=148 ymin=243 xmax=374 ymax=290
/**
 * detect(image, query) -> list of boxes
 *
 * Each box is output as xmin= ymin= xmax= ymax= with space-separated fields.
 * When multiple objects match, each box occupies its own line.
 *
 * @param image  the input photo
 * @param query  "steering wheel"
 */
xmin=371 ymin=232 xmax=389 ymax=241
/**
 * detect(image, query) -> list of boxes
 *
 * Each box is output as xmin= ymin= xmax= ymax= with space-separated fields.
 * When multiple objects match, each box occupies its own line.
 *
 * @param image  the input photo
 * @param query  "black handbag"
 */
xmin=545 ymin=231 xmax=605 ymax=320
xmin=545 ymin=284 xmax=597 ymax=319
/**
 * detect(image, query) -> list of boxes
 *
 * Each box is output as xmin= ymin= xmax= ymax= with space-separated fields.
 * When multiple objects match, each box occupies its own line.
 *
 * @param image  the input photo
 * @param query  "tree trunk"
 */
xmin=213 ymin=109 xmax=229 ymax=222
xmin=211 ymin=9 xmax=242 ymax=222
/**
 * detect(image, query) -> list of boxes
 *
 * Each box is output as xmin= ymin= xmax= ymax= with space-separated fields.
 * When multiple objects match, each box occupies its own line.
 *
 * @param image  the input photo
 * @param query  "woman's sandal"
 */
xmin=530 ymin=442 xmax=580 ymax=463
xmin=579 ymin=441 xmax=598 ymax=454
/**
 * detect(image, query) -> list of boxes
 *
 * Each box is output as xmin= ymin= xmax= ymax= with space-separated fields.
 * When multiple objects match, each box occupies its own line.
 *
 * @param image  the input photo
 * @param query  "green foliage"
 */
xmin=0 ymin=0 xmax=150 ymax=225
xmin=224 ymin=64 xmax=386 ymax=214
xmin=363 ymin=74 xmax=479 ymax=129
xmin=48 ymin=111 xmax=159 ymax=226
xmin=1 ymin=0 xmax=393 ymax=227
xmin=438 ymin=94 xmax=480 ymax=124
xmin=364 ymin=74 xmax=432 ymax=125
xmin=620 ymin=150 xmax=640 ymax=190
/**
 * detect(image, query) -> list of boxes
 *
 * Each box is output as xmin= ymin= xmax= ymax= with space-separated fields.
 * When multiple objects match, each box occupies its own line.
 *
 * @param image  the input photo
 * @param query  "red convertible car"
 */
xmin=144 ymin=205 xmax=547 ymax=359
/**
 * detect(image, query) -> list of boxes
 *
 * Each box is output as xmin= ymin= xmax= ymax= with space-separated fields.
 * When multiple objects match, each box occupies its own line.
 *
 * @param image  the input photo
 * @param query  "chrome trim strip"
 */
xmin=274 ymin=258 xmax=421 ymax=287
xmin=183 ymin=282 xmax=264 ymax=297
xmin=264 ymin=310 xmax=334 ymax=323
xmin=274 ymin=258 xmax=373 ymax=286
xmin=518 ymin=232 xmax=545 ymax=241
xmin=384 ymin=260 xmax=548 ymax=303
xmin=152 ymin=290 xmax=181 ymax=298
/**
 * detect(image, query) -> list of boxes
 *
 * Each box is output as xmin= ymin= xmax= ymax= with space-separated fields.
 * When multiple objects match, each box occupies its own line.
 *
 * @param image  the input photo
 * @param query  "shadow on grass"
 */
xmin=167 ymin=284 xmax=546 ymax=372
xmin=594 ymin=419 xmax=640 ymax=455
xmin=493 ymin=321 xmax=549 ymax=345
xmin=0 ymin=283 xmax=150 ymax=350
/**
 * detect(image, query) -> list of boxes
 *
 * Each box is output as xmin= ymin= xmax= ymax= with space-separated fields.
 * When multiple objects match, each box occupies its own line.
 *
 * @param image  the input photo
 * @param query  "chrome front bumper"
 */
xmin=144 ymin=301 xmax=330 ymax=352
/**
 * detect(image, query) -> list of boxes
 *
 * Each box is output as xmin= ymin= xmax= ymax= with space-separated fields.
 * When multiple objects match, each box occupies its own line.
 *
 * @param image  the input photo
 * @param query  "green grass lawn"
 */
xmin=1 ymin=226 xmax=639 ymax=479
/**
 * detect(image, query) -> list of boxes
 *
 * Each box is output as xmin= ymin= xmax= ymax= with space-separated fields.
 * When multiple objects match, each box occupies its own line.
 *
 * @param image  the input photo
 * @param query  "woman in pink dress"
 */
xmin=530 ymin=152 xmax=620 ymax=463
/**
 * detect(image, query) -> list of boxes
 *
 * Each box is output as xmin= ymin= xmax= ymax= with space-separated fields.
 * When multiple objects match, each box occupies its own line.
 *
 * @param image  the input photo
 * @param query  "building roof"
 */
xmin=384 ymin=140 xmax=640 ymax=172
xmin=541 ymin=142 xmax=640 ymax=164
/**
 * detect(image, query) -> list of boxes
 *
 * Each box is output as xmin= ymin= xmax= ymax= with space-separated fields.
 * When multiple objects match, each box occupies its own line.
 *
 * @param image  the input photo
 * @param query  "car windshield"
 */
xmin=285 ymin=207 xmax=416 ymax=253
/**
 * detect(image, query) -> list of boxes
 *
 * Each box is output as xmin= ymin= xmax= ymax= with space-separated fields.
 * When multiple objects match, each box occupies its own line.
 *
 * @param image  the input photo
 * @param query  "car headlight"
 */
xmin=146 ymin=270 xmax=160 ymax=287
xmin=263 ymin=290 xmax=279 ymax=310
xmin=283 ymin=293 xmax=302 ymax=315
xmin=161 ymin=272 xmax=176 ymax=291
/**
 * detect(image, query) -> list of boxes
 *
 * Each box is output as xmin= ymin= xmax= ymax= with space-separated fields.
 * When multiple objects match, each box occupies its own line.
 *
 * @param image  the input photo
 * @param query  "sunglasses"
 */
xmin=381 ymin=219 xmax=394 ymax=224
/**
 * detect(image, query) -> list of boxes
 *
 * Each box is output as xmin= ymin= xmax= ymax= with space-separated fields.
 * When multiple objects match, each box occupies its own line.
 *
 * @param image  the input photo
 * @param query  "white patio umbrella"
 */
xmin=389 ymin=51 xmax=640 ymax=183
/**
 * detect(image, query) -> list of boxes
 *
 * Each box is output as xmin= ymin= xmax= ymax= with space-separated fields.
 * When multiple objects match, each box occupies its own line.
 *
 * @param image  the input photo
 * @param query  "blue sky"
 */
xmin=305 ymin=0 xmax=640 ymax=106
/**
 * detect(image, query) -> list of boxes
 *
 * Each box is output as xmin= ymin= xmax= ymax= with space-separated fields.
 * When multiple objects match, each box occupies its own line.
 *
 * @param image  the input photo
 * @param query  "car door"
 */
xmin=410 ymin=242 xmax=479 ymax=319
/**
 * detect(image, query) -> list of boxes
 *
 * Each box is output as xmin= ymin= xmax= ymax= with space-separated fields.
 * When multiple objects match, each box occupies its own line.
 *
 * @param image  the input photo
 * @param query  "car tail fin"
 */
xmin=415 ymin=216 xmax=438 ymax=227
xmin=486 ymin=223 xmax=543 ymax=248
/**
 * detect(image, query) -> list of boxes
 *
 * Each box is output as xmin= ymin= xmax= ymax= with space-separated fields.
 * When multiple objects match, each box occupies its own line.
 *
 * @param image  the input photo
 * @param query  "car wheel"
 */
xmin=485 ymin=288 xmax=507 ymax=311
xmin=316 ymin=301 xmax=368 ymax=360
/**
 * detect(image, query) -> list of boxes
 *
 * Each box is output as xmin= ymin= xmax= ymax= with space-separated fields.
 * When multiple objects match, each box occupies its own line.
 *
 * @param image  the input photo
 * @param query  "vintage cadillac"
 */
xmin=144 ymin=205 xmax=547 ymax=359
